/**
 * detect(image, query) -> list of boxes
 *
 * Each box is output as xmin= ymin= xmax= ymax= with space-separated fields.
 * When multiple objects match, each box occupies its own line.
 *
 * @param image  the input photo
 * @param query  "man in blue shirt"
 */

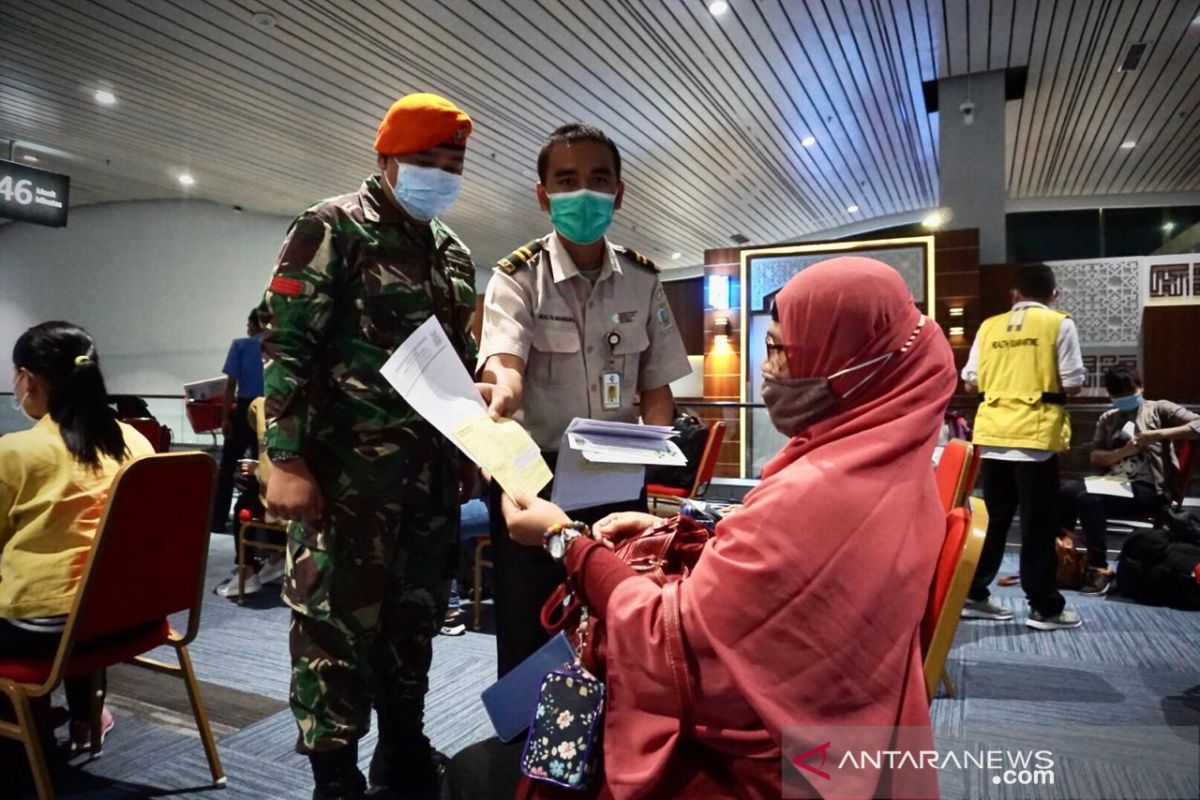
xmin=212 ymin=310 xmax=265 ymax=531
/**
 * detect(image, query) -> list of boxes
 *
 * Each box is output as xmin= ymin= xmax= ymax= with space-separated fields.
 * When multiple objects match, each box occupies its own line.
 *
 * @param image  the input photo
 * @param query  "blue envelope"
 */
xmin=481 ymin=631 xmax=576 ymax=742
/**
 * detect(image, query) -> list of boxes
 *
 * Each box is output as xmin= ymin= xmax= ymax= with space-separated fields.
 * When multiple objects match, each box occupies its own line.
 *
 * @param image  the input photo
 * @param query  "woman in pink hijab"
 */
xmin=445 ymin=257 xmax=957 ymax=799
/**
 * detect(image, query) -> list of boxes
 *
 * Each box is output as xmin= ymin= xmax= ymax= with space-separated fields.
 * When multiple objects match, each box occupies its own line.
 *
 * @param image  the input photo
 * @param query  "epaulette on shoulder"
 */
xmin=613 ymin=245 xmax=659 ymax=273
xmin=497 ymin=240 xmax=544 ymax=275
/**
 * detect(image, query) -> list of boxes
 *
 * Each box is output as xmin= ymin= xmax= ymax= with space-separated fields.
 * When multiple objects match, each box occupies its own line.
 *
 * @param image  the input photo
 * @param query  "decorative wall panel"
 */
xmin=1050 ymin=259 xmax=1142 ymax=348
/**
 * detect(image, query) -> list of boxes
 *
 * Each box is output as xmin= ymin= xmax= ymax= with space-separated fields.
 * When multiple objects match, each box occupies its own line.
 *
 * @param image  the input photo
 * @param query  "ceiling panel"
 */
xmin=1 ymin=0 xmax=1198 ymax=268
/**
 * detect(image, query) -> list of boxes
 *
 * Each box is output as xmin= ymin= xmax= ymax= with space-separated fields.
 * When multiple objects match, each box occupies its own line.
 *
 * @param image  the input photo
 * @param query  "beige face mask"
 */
xmin=761 ymin=315 xmax=927 ymax=437
xmin=760 ymin=351 xmax=894 ymax=436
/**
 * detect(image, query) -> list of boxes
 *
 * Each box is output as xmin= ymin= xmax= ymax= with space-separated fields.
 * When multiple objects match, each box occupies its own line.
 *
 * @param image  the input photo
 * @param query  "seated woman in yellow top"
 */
xmin=0 ymin=321 xmax=153 ymax=751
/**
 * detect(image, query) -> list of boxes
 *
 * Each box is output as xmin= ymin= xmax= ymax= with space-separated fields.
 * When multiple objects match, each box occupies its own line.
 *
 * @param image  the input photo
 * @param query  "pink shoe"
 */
xmin=68 ymin=707 xmax=114 ymax=755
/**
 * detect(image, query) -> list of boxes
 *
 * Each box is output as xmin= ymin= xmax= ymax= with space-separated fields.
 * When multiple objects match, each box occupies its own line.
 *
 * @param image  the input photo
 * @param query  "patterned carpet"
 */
xmin=5 ymin=534 xmax=1199 ymax=799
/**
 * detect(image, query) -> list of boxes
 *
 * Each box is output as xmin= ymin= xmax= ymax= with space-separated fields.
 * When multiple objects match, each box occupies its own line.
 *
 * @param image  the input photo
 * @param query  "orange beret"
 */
xmin=374 ymin=93 xmax=473 ymax=155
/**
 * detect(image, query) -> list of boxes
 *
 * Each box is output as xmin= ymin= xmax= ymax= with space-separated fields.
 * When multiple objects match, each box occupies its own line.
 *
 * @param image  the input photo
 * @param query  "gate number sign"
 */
xmin=0 ymin=160 xmax=69 ymax=227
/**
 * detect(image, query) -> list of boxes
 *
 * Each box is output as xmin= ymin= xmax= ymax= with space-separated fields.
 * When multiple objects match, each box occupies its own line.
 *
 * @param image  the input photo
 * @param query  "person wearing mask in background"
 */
xmin=443 ymin=258 xmax=955 ymax=800
xmin=962 ymin=263 xmax=1086 ymax=630
xmin=211 ymin=309 xmax=265 ymax=533
xmin=260 ymin=93 xmax=483 ymax=800
xmin=475 ymin=123 xmax=692 ymax=677
xmin=0 ymin=322 xmax=154 ymax=754
xmin=1058 ymin=366 xmax=1200 ymax=596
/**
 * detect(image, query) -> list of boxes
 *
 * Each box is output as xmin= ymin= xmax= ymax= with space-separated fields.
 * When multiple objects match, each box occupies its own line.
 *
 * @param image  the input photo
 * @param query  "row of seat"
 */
xmin=0 ymin=438 xmax=985 ymax=799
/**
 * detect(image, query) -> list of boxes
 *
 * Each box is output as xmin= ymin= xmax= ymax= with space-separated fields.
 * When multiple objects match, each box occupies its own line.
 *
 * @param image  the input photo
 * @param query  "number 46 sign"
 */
xmin=0 ymin=160 xmax=70 ymax=227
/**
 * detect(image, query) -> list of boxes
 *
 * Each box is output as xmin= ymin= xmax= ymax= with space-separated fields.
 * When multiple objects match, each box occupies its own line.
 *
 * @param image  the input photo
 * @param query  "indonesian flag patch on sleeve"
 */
xmin=270 ymin=275 xmax=305 ymax=297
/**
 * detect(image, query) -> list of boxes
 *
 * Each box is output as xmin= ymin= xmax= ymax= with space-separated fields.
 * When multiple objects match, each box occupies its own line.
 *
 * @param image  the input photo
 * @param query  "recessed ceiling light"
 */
xmin=671 ymin=252 xmax=681 ymax=260
xmin=1120 ymin=140 xmax=1136 ymax=150
xmin=922 ymin=208 xmax=950 ymax=229
xmin=801 ymin=135 xmax=816 ymax=148
xmin=251 ymin=12 xmax=277 ymax=29
xmin=22 ymin=154 xmax=39 ymax=163
xmin=178 ymin=173 xmax=195 ymax=187
xmin=846 ymin=204 xmax=860 ymax=213
xmin=1163 ymin=221 xmax=1176 ymax=233
xmin=94 ymin=89 xmax=116 ymax=106
xmin=708 ymin=1 xmax=729 ymax=16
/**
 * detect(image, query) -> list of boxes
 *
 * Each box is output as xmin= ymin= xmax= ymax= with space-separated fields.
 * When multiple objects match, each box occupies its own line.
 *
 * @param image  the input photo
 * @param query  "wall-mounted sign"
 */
xmin=0 ymin=160 xmax=69 ymax=227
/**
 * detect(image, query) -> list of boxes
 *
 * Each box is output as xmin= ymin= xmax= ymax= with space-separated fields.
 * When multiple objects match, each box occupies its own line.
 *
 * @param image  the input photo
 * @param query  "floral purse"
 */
xmin=520 ymin=610 xmax=606 ymax=790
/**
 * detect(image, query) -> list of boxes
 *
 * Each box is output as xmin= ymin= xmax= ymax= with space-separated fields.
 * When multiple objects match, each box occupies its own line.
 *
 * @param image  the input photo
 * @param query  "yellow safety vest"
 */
xmin=972 ymin=305 xmax=1072 ymax=452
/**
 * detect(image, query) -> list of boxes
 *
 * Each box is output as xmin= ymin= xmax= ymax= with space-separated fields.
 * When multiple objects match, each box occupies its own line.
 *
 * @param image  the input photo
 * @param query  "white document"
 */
xmin=379 ymin=317 xmax=488 ymax=450
xmin=379 ymin=317 xmax=550 ymax=497
xmin=550 ymin=418 xmax=686 ymax=511
xmin=1085 ymin=476 xmax=1135 ymax=498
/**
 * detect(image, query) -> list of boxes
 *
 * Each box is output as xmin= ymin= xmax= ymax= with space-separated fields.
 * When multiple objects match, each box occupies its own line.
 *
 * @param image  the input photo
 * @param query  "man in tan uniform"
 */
xmin=478 ymin=123 xmax=691 ymax=675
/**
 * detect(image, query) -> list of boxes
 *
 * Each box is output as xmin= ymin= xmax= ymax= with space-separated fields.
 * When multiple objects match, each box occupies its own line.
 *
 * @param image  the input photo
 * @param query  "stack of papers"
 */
xmin=379 ymin=317 xmax=551 ymax=498
xmin=551 ymin=418 xmax=686 ymax=512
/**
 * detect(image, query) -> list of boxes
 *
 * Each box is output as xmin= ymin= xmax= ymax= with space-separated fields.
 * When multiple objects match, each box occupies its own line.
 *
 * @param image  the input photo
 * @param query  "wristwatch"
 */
xmin=543 ymin=521 xmax=588 ymax=561
xmin=268 ymin=449 xmax=302 ymax=464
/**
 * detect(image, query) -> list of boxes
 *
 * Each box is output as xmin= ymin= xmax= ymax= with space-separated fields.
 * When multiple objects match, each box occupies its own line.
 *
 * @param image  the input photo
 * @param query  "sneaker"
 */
xmin=1080 ymin=568 xmax=1113 ymax=597
xmin=68 ymin=707 xmax=114 ymax=755
xmin=439 ymin=622 xmax=466 ymax=637
xmin=256 ymin=558 xmax=286 ymax=585
xmin=1026 ymin=609 xmax=1083 ymax=630
xmin=961 ymin=599 xmax=1014 ymax=621
xmin=216 ymin=572 xmax=262 ymax=598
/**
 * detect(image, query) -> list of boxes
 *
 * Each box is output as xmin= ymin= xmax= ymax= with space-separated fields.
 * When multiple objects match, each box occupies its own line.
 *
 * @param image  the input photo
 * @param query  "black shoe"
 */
xmin=368 ymin=737 xmax=446 ymax=800
xmin=310 ymin=745 xmax=367 ymax=800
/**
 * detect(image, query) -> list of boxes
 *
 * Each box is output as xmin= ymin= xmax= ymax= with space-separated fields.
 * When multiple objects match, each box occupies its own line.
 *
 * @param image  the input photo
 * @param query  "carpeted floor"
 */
xmin=5 ymin=532 xmax=1200 ymax=799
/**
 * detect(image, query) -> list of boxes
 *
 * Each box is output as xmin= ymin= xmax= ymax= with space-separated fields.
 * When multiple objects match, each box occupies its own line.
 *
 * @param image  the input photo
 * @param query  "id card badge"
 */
xmin=601 ymin=371 xmax=622 ymax=410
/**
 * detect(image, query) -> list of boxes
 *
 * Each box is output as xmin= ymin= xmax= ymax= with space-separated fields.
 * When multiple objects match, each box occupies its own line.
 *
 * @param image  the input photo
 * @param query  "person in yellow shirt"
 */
xmin=961 ymin=265 xmax=1086 ymax=631
xmin=0 ymin=322 xmax=154 ymax=752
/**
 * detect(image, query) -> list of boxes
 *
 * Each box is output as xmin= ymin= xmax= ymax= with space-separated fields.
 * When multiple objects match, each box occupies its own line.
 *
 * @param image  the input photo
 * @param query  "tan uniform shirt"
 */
xmin=478 ymin=232 xmax=691 ymax=452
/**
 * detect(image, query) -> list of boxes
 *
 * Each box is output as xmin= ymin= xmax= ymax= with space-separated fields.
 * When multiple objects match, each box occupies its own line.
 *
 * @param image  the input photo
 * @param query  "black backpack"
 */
xmin=1116 ymin=510 xmax=1200 ymax=610
xmin=645 ymin=410 xmax=709 ymax=491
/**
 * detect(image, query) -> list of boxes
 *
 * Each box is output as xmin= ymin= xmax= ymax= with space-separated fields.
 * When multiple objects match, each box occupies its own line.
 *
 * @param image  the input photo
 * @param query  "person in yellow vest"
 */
xmin=961 ymin=264 xmax=1086 ymax=630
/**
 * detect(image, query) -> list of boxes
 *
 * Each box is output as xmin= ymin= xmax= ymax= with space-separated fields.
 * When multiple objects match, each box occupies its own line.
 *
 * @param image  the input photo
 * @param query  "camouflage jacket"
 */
xmin=259 ymin=175 xmax=477 ymax=464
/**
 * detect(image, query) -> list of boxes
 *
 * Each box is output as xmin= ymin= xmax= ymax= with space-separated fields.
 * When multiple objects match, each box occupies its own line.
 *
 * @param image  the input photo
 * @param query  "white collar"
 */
xmin=546 ymin=231 xmax=622 ymax=284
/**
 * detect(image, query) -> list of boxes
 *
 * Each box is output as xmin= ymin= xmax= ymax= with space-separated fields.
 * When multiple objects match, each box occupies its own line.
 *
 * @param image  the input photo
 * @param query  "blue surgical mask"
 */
xmin=1112 ymin=393 xmax=1143 ymax=413
xmin=388 ymin=162 xmax=462 ymax=221
xmin=548 ymin=189 xmax=616 ymax=245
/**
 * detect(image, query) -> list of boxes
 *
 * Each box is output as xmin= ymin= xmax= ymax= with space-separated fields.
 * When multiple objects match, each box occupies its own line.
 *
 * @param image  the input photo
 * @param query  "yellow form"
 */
xmin=454 ymin=413 xmax=552 ymax=498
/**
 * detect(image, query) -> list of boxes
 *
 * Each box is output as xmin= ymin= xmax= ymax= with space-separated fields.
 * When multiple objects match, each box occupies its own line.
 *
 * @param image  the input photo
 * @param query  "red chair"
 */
xmin=1171 ymin=440 xmax=1196 ymax=506
xmin=647 ymin=421 xmax=727 ymax=510
xmin=922 ymin=498 xmax=988 ymax=702
xmin=185 ymin=397 xmax=224 ymax=446
xmin=934 ymin=439 xmax=977 ymax=513
xmin=124 ymin=416 xmax=172 ymax=453
xmin=0 ymin=453 xmax=225 ymax=799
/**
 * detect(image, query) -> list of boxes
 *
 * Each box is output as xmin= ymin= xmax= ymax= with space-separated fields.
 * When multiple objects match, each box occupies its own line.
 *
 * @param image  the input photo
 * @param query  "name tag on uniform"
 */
xmin=601 ymin=371 xmax=622 ymax=410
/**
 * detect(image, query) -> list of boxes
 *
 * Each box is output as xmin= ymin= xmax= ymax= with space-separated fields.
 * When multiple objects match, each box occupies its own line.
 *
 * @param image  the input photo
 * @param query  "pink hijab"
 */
xmin=601 ymin=258 xmax=957 ymax=798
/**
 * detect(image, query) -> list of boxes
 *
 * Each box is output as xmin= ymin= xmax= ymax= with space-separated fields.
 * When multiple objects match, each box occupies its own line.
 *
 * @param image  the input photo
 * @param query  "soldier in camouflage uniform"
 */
xmin=259 ymin=93 xmax=481 ymax=800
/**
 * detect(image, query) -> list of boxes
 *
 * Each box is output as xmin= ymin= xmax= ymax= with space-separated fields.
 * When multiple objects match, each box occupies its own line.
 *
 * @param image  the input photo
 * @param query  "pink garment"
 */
xmin=601 ymin=258 xmax=957 ymax=799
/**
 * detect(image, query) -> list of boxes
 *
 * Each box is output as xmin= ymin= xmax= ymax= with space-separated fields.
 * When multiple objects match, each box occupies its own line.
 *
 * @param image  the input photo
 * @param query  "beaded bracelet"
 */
xmin=543 ymin=519 xmax=590 ymax=545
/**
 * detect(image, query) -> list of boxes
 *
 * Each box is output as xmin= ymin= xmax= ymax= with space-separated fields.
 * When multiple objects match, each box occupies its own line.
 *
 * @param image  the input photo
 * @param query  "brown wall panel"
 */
xmin=1143 ymin=306 xmax=1200 ymax=403
xmin=662 ymin=277 xmax=705 ymax=355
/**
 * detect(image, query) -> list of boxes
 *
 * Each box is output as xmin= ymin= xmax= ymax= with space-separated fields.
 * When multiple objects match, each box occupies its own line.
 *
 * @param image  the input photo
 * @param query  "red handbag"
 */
xmin=523 ymin=516 xmax=713 ymax=800
xmin=539 ymin=515 xmax=711 ymax=675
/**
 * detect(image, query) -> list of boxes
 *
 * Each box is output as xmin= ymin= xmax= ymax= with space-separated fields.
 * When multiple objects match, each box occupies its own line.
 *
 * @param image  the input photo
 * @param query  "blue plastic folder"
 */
xmin=481 ymin=631 xmax=576 ymax=742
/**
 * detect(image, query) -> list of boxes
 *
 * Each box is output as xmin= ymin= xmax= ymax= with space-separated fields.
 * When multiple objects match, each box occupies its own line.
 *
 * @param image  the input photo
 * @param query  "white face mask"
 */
xmin=11 ymin=370 xmax=35 ymax=422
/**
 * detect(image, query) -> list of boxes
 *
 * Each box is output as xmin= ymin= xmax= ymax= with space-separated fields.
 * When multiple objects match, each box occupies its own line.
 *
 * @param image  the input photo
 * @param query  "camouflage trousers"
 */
xmin=284 ymin=486 xmax=456 ymax=754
